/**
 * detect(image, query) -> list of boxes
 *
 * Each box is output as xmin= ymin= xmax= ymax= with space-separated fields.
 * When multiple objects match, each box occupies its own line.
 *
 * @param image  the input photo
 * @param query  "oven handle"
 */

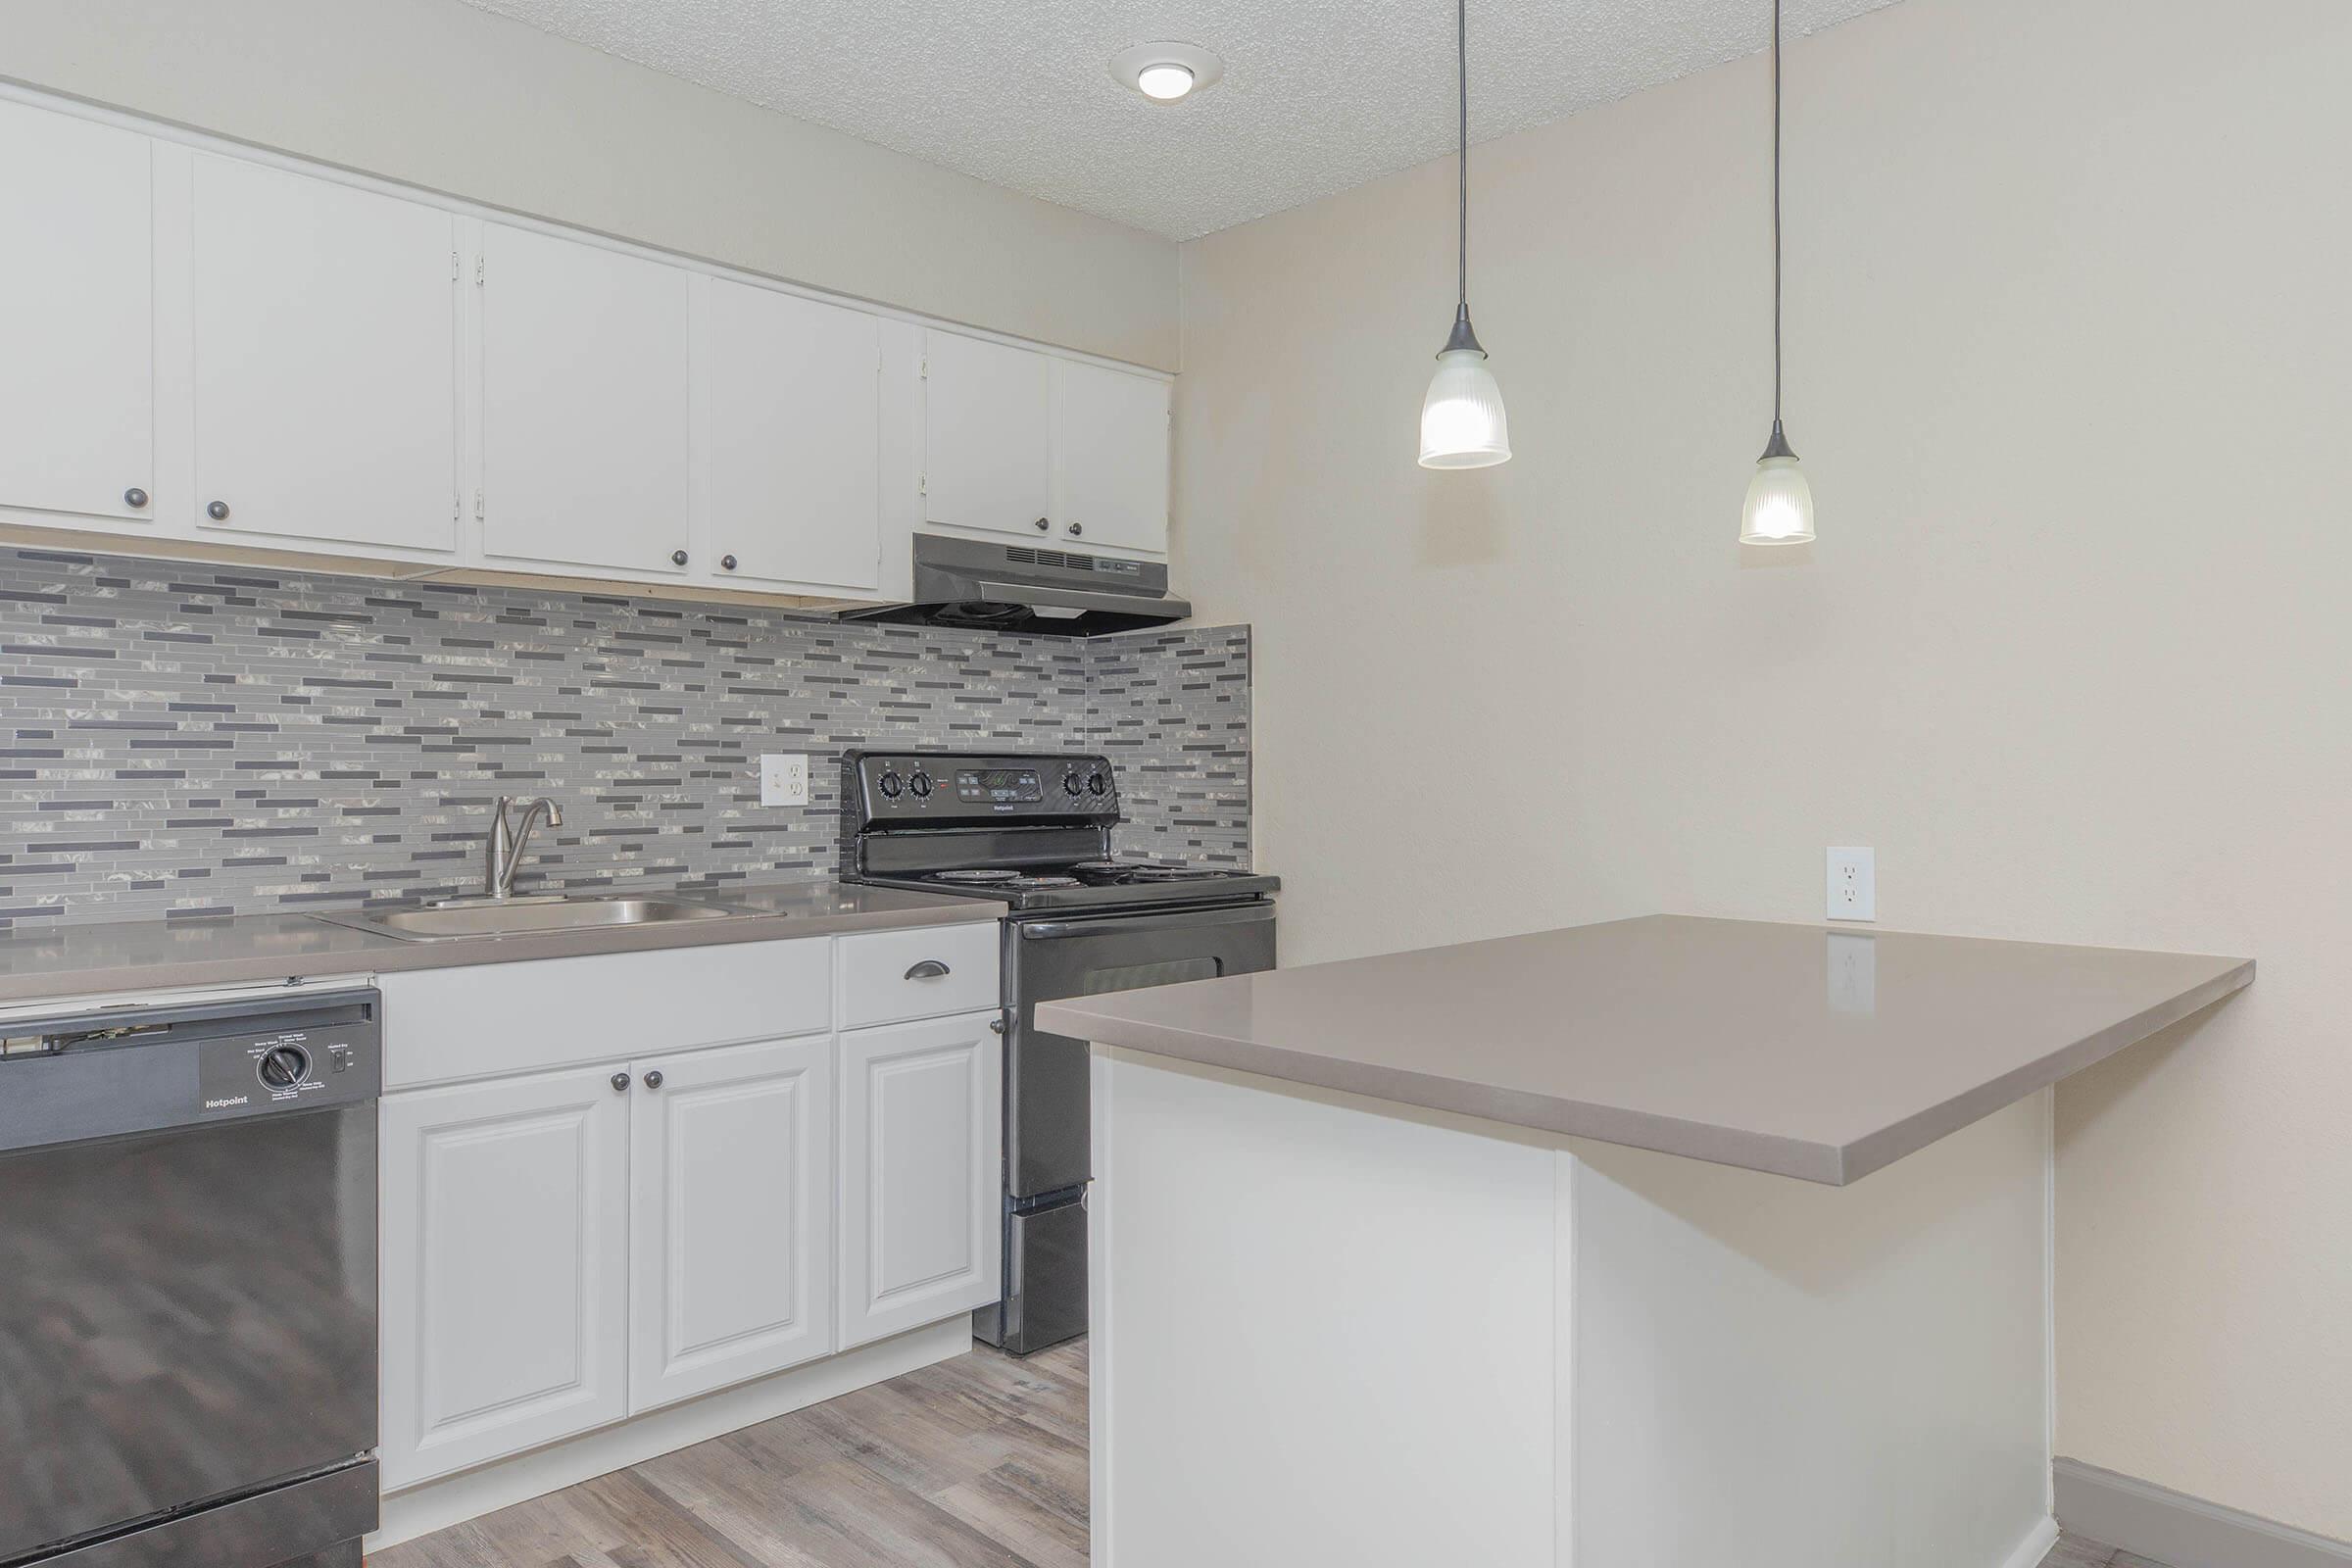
xmin=1018 ymin=903 xmax=1275 ymax=942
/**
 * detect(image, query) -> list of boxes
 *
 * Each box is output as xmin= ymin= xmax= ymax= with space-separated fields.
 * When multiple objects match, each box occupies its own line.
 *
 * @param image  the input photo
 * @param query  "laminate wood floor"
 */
xmin=370 ymin=1337 xmax=1088 ymax=1568
xmin=370 ymin=1335 xmax=2163 ymax=1568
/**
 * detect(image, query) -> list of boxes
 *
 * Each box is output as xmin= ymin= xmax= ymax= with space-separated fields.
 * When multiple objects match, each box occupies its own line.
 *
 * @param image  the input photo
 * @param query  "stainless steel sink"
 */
xmin=312 ymin=894 xmax=737 ymax=943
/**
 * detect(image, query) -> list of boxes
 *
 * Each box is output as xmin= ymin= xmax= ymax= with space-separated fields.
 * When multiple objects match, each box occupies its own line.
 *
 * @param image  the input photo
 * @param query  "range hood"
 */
xmin=839 ymin=535 xmax=1191 ymax=638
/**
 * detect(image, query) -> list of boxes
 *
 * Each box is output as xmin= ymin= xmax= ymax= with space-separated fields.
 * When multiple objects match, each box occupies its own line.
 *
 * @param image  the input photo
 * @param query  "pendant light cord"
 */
xmin=1456 ymin=0 xmax=1469 ymax=313
xmin=1771 ymin=0 xmax=1784 ymax=426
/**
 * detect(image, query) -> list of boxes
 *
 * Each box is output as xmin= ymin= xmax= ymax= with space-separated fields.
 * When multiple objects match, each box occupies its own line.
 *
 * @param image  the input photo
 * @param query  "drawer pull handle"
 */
xmin=904 ymin=959 xmax=951 ymax=981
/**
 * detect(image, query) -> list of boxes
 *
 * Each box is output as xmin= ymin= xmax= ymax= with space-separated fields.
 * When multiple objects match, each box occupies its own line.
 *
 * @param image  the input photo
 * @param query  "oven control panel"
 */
xmin=847 ymin=751 xmax=1119 ymax=824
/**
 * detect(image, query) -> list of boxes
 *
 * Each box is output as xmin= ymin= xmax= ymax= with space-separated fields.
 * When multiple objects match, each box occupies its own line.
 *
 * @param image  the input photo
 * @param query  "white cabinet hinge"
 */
xmin=918 ymin=473 xmax=927 ymax=497
xmin=474 ymin=255 xmax=485 ymax=286
xmin=919 ymin=356 xmax=928 ymax=379
xmin=451 ymin=250 xmax=461 ymax=282
xmin=473 ymin=489 xmax=485 ymax=519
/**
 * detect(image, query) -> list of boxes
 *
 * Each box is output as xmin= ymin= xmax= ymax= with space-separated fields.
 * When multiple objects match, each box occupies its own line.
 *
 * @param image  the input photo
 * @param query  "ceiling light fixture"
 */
xmin=1110 ymin=43 xmax=1223 ymax=105
xmin=1417 ymin=0 xmax=1509 ymax=469
xmin=1740 ymin=0 xmax=1815 ymax=544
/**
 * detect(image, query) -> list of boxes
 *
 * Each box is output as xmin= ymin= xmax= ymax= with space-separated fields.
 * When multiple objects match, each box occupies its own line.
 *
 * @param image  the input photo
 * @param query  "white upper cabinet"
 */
xmin=920 ymin=329 xmax=1054 ymax=541
xmin=481 ymin=222 xmax=692 ymax=576
xmin=706 ymin=281 xmax=882 ymax=591
xmin=628 ymin=1034 xmax=836 ymax=1413
xmin=1054 ymin=359 xmax=1170 ymax=555
xmin=921 ymin=328 xmax=1173 ymax=556
xmin=0 ymin=100 xmax=154 ymax=525
xmin=190 ymin=155 xmax=460 ymax=553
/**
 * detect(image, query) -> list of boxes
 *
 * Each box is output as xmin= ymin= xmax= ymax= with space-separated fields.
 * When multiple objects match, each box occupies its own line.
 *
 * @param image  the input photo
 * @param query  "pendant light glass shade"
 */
xmin=1417 ymin=0 xmax=1509 ymax=470
xmin=1740 ymin=0 xmax=1814 ymax=543
xmin=1420 ymin=347 xmax=1511 ymax=468
xmin=1740 ymin=452 xmax=1814 ymax=543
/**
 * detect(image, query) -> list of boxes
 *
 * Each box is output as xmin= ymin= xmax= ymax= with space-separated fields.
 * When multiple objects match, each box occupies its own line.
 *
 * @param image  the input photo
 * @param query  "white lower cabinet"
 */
xmin=374 ymin=928 xmax=1004 ymax=1501
xmin=378 ymin=1064 xmax=632 ymax=1491
xmin=839 ymin=1011 xmax=1004 ymax=1349
xmin=629 ymin=1035 xmax=835 ymax=1412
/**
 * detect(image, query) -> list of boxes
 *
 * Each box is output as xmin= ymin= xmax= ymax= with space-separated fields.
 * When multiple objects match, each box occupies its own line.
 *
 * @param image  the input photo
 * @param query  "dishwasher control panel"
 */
xmin=0 ymin=988 xmax=382 ymax=1154
xmin=195 ymin=1018 xmax=378 ymax=1119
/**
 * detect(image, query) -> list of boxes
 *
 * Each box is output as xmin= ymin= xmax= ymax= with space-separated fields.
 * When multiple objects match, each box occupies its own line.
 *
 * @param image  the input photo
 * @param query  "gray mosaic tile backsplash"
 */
xmin=0 ymin=549 xmax=1249 ymax=928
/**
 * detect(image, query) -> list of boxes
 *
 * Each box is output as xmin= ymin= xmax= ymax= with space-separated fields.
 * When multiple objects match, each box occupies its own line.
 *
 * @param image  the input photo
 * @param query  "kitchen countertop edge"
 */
xmin=0 ymin=884 xmax=1008 ymax=1007
xmin=1038 ymin=915 xmax=2255 ymax=1186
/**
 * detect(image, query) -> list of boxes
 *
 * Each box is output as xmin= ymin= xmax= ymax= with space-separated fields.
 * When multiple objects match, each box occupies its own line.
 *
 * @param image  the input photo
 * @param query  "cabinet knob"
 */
xmin=670 ymin=549 xmax=688 ymax=567
xmin=123 ymin=487 xmax=149 ymax=510
xmin=611 ymin=1071 xmax=631 ymax=1093
xmin=1067 ymin=521 xmax=1084 ymax=538
xmin=206 ymin=500 xmax=230 ymax=521
xmin=1034 ymin=516 xmax=1051 ymax=531
xmin=720 ymin=555 xmax=738 ymax=572
xmin=904 ymin=959 xmax=951 ymax=981
xmin=989 ymin=1016 xmax=1006 ymax=1034
xmin=644 ymin=1069 xmax=664 ymax=1090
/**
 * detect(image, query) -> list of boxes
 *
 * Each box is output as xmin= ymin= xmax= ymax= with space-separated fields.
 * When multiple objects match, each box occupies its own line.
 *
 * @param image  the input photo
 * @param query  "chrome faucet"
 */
xmin=481 ymin=796 xmax=564 ymax=901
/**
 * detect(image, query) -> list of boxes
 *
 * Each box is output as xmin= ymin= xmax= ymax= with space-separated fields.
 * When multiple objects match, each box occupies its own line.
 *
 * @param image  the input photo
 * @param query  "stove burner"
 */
xmin=1069 ymin=860 xmax=1220 ymax=885
xmin=933 ymin=869 xmax=1019 ymax=884
xmin=1008 ymin=875 xmax=1081 ymax=889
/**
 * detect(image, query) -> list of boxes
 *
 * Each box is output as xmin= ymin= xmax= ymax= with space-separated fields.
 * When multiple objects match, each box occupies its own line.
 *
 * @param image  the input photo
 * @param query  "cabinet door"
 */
xmin=379 ymin=1066 xmax=631 ymax=1489
xmin=629 ymin=1035 xmax=835 ymax=1413
xmin=0 ymin=101 xmax=154 ymax=524
xmin=1055 ymin=360 xmax=1170 ymax=555
xmin=708 ymin=281 xmax=882 ymax=591
xmin=838 ymin=1010 xmax=1004 ymax=1349
xmin=190 ymin=155 xmax=460 ymax=552
xmin=481 ymin=223 xmax=691 ymax=575
xmin=921 ymin=330 xmax=1052 ymax=539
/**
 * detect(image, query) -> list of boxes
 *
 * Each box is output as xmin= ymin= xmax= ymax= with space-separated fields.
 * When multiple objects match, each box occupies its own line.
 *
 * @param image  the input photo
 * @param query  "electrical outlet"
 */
xmin=1826 ymin=846 xmax=1876 ymax=922
xmin=760 ymin=753 xmax=809 ymax=808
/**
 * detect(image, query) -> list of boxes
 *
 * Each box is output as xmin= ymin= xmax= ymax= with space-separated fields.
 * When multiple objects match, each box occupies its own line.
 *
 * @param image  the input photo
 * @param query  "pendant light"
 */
xmin=1417 ymin=0 xmax=1510 ymax=469
xmin=1740 ymin=0 xmax=1815 ymax=543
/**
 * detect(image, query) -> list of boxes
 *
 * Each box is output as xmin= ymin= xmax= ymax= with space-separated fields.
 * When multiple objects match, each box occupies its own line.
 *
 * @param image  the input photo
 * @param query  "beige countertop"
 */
xmin=0 ymin=882 xmax=1005 ymax=1006
xmin=1037 ymin=913 xmax=2253 ymax=1184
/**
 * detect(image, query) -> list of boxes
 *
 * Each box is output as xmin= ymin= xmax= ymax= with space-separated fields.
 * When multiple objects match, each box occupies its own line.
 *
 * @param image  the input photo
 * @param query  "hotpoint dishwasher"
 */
xmin=0 ymin=984 xmax=382 ymax=1568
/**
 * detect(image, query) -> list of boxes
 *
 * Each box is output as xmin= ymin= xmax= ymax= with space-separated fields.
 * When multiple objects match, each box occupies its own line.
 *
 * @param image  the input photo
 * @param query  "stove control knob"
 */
xmin=1062 ymin=770 xmax=1084 ymax=797
xmin=877 ymin=768 xmax=903 ymax=800
xmin=1086 ymin=768 xmax=1108 ymax=797
xmin=908 ymin=769 xmax=933 ymax=799
xmin=257 ymin=1045 xmax=311 ymax=1090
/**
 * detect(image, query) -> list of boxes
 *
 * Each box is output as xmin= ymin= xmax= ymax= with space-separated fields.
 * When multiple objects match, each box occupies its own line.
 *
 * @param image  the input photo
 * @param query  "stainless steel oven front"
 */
xmin=979 ymin=900 xmax=1277 ymax=1354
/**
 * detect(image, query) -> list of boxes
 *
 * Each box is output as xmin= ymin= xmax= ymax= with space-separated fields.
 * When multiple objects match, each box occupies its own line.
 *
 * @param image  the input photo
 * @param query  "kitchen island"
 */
xmin=1037 ymin=914 xmax=2250 ymax=1568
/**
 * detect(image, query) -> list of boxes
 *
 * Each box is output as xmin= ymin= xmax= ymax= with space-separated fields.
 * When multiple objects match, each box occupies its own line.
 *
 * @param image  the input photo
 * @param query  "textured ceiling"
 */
xmin=458 ymin=0 xmax=1903 ymax=240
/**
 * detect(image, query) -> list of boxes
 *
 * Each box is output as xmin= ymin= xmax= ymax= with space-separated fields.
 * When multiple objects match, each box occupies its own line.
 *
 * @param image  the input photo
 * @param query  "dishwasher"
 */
xmin=0 ymin=984 xmax=382 ymax=1568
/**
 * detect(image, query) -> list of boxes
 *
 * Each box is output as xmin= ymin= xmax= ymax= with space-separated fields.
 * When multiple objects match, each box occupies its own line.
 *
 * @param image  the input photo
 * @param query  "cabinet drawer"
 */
xmin=381 ymin=938 xmax=829 ymax=1088
xmin=836 ymin=922 xmax=1000 ymax=1029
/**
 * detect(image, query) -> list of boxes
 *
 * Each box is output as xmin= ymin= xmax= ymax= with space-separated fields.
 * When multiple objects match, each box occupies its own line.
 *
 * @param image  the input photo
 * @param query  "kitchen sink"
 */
xmin=312 ymin=894 xmax=738 ymax=943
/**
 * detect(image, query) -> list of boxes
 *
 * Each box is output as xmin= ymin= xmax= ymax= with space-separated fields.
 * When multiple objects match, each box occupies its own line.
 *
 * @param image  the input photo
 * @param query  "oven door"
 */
xmin=1004 ymin=900 xmax=1276 ymax=1200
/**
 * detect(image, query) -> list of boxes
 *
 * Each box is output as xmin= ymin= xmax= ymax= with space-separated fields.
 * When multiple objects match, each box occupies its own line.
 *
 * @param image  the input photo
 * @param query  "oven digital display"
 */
xmin=956 ymin=768 xmax=1043 ymax=803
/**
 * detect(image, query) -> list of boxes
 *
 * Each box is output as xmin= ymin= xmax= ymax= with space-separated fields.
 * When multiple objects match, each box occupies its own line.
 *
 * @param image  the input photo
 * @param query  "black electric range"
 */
xmin=841 ymin=749 xmax=1277 ymax=1354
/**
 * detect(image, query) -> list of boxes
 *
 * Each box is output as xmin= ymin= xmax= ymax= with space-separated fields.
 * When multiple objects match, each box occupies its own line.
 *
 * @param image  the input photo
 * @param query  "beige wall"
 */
xmin=1176 ymin=0 xmax=2351 ymax=1539
xmin=2 ymin=0 xmax=1178 ymax=369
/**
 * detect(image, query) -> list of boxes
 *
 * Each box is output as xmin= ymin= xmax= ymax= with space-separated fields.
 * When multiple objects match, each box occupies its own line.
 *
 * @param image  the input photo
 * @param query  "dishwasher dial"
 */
xmin=257 ymin=1044 xmax=312 ymax=1090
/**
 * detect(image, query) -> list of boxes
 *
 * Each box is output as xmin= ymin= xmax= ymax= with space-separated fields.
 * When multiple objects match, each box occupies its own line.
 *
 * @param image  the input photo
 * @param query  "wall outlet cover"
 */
xmin=1826 ymin=846 xmax=1876 ymax=922
xmin=760 ymin=753 xmax=810 ymax=808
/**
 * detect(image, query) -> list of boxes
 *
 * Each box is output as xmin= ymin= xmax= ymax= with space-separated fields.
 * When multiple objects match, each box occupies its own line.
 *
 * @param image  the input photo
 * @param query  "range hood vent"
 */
xmin=839 ymin=535 xmax=1190 ymax=639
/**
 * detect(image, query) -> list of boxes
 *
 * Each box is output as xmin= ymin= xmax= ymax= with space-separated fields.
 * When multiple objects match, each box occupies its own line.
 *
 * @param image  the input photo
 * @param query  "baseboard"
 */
xmin=2001 ymin=1516 xmax=2061 ymax=1568
xmin=2053 ymin=1458 xmax=2352 ymax=1568
xmin=368 ymin=1318 xmax=972 ymax=1551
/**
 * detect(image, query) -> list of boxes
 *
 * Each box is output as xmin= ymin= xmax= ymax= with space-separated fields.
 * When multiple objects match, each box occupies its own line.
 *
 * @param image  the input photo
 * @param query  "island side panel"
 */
xmin=1565 ymin=1092 xmax=2053 ymax=1568
xmin=1090 ymin=1047 xmax=1559 ymax=1568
